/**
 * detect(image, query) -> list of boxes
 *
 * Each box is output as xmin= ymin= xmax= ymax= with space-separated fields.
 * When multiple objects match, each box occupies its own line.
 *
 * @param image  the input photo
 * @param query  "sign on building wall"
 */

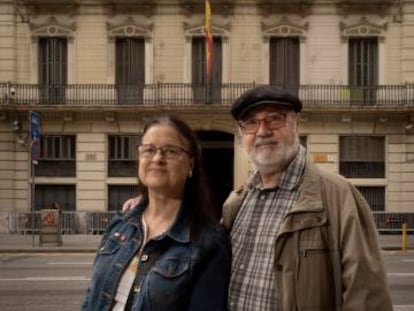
xmin=30 ymin=111 xmax=41 ymax=165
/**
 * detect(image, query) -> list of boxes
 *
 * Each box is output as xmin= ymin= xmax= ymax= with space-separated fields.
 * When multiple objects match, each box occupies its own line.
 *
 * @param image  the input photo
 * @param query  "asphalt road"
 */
xmin=0 ymin=252 xmax=413 ymax=311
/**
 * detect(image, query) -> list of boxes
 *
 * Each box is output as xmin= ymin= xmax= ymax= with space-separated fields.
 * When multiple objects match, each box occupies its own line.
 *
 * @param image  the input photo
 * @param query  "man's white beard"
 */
xmin=249 ymin=136 xmax=300 ymax=175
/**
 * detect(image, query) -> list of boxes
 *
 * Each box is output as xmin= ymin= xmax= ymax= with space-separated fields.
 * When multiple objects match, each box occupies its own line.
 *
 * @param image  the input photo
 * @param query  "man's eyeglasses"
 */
xmin=137 ymin=144 xmax=191 ymax=160
xmin=238 ymin=112 xmax=287 ymax=134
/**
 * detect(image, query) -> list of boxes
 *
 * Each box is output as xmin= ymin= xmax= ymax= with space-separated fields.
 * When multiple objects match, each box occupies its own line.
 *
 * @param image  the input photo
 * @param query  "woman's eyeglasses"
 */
xmin=137 ymin=144 xmax=191 ymax=160
xmin=238 ymin=112 xmax=287 ymax=134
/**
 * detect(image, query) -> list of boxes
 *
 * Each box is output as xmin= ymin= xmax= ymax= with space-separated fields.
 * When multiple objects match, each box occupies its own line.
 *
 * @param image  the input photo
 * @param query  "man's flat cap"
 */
xmin=231 ymin=85 xmax=302 ymax=120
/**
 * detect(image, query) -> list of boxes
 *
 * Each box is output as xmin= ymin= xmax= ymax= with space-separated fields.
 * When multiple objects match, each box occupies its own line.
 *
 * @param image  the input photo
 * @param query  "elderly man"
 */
xmin=123 ymin=85 xmax=393 ymax=310
xmin=223 ymin=85 xmax=392 ymax=311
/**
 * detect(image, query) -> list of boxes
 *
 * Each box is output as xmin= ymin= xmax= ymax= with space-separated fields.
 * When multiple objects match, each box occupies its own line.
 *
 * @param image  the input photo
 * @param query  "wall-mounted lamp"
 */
xmin=378 ymin=116 xmax=388 ymax=123
xmin=13 ymin=120 xmax=21 ymax=132
xmin=104 ymin=112 xmax=115 ymax=122
xmin=341 ymin=115 xmax=352 ymax=123
xmin=17 ymin=135 xmax=28 ymax=146
xmin=405 ymin=123 xmax=413 ymax=131
xmin=63 ymin=113 xmax=73 ymax=122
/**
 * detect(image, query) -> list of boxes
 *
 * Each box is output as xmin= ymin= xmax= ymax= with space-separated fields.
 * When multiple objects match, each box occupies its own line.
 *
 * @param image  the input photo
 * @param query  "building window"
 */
xmin=108 ymin=185 xmax=139 ymax=211
xmin=339 ymin=136 xmax=385 ymax=178
xmin=108 ymin=135 xmax=140 ymax=177
xmin=269 ymin=37 xmax=300 ymax=94
xmin=348 ymin=38 xmax=378 ymax=105
xmin=115 ymin=38 xmax=145 ymax=105
xmin=357 ymin=186 xmax=385 ymax=212
xmin=38 ymin=37 xmax=67 ymax=104
xmin=192 ymin=37 xmax=222 ymax=103
xmin=299 ymin=135 xmax=307 ymax=148
xmin=34 ymin=184 xmax=76 ymax=211
xmin=35 ymin=135 xmax=76 ymax=177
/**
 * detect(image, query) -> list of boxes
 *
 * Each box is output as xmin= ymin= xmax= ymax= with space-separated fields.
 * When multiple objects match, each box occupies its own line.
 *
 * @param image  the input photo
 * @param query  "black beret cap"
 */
xmin=231 ymin=85 xmax=302 ymax=120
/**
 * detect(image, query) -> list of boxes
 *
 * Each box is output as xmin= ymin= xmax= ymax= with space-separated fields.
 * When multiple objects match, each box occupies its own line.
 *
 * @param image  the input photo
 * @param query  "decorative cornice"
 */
xmin=179 ymin=1 xmax=234 ymax=17
xmin=340 ymin=16 xmax=387 ymax=40
xmin=107 ymin=17 xmax=153 ymax=39
xmin=262 ymin=16 xmax=308 ymax=39
xmin=257 ymin=1 xmax=312 ymax=17
xmin=104 ymin=1 xmax=156 ymax=18
xmin=30 ymin=16 xmax=76 ymax=38
xmin=183 ymin=21 xmax=231 ymax=37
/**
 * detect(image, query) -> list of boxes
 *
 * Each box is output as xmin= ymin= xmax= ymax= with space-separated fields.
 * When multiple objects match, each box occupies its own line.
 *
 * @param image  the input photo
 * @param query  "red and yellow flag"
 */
xmin=205 ymin=0 xmax=213 ymax=83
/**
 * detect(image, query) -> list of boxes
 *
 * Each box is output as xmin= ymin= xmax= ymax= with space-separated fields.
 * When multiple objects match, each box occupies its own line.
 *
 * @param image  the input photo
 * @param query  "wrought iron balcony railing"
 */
xmin=1 ymin=83 xmax=414 ymax=108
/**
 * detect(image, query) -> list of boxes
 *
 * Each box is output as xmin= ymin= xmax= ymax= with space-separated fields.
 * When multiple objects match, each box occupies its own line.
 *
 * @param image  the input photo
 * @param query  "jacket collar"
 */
xmin=276 ymin=159 xmax=326 ymax=238
xmin=123 ymin=199 xmax=191 ymax=244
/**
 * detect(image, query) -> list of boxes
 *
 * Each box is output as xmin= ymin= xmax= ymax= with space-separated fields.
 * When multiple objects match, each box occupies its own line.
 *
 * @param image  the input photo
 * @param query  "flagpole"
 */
xmin=205 ymin=0 xmax=213 ymax=102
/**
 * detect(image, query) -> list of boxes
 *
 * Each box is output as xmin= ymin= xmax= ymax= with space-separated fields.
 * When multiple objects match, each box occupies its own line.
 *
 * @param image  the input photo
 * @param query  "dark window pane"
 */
xmin=35 ymin=184 xmax=76 ymax=211
xmin=348 ymin=38 xmax=378 ymax=105
xmin=36 ymin=135 xmax=76 ymax=177
xmin=339 ymin=136 xmax=385 ymax=178
xmin=270 ymin=37 xmax=300 ymax=93
xmin=357 ymin=186 xmax=385 ymax=212
xmin=192 ymin=37 xmax=222 ymax=103
xmin=108 ymin=185 xmax=139 ymax=211
xmin=108 ymin=135 xmax=140 ymax=177
xmin=115 ymin=38 xmax=145 ymax=105
xmin=38 ymin=37 xmax=67 ymax=104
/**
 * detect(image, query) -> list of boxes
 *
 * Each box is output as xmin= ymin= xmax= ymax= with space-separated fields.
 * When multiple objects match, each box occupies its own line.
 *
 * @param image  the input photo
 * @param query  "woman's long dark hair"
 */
xmin=137 ymin=114 xmax=216 ymax=240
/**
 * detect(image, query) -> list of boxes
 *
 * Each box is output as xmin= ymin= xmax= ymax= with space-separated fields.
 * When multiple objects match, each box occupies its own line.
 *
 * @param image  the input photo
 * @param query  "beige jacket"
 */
xmin=223 ymin=159 xmax=393 ymax=311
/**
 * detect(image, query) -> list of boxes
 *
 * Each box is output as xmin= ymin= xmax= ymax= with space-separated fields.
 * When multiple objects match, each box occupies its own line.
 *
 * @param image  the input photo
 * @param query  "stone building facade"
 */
xmin=0 ymin=0 xmax=413 ymax=232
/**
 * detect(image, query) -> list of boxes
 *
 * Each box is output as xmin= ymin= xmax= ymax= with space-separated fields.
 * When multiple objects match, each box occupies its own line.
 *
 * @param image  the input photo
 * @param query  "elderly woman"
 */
xmin=81 ymin=115 xmax=231 ymax=311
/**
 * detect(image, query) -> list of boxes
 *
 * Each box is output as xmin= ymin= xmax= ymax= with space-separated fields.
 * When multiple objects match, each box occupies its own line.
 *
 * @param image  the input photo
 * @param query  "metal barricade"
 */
xmin=372 ymin=212 xmax=414 ymax=233
xmin=61 ymin=211 xmax=77 ymax=234
xmin=39 ymin=209 xmax=62 ymax=246
xmin=86 ymin=211 xmax=117 ymax=234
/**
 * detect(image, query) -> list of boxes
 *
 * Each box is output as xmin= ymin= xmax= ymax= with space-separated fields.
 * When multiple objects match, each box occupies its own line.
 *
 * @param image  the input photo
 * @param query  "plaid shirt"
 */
xmin=228 ymin=146 xmax=306 ymax=311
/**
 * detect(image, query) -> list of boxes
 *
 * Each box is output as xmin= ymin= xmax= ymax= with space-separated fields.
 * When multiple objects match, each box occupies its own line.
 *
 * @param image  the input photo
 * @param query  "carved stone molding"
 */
xmin=179 ymin=1 xmax=234 ymax=17
xmin=30 ymin=16 xmax=76 ymax=41
xmin=340 ymin=16 xmax=387 ymax=42
xmin=183 ymin=21 xmax=230 ymax=41
xmin=262 ymin=16 xmax=308 ymax=40
xmin=257 ymin=1 xmax=312 ymax=17
xmin=107 ymin=17 xmax=153 ymax=41
xmin=336 ymin=0 xmax=393 ymax=17
xmin=20 ymin=0 xmax=79 ymax=17
xmin=104 ymin=1 xmax=156 ymax=17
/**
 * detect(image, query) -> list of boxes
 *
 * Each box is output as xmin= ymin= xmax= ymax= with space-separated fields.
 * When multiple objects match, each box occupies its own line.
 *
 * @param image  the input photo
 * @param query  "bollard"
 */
xmin=402 ymin=223 xmax=407 ymax=252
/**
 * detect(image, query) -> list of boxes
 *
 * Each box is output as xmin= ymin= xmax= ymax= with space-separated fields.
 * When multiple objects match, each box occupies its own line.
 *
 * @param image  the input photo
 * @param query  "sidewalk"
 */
xmin=0 ymin=233 xmax=413 ymax=253
xmin=0 ymin=233 xmax=101 ymax=253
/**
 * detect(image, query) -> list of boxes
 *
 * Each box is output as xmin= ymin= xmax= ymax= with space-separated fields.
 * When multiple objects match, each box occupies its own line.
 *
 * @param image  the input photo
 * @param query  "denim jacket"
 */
xmin=80 ymin=201 xmax=231 ymax=311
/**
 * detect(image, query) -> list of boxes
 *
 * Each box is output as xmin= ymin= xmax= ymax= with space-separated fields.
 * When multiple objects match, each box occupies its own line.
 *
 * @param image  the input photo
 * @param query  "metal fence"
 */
xmin=1 ymin=82 xmax=414 ymax=108
xmin=7 ymin=211 xmax=414 ymax=235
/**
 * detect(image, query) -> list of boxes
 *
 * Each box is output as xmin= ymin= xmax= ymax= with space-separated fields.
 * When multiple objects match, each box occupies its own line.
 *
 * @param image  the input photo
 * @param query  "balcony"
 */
xmin=0 ymin=83 xmax=413 ymax=112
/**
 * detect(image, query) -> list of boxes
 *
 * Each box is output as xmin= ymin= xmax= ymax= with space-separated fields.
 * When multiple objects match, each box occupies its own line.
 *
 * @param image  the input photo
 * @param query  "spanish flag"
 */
xmin=205 ymin=0 xmax=213 ymax=83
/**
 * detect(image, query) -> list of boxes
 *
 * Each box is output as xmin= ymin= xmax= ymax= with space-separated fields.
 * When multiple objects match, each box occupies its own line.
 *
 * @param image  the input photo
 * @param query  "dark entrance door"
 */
xmin=196 ymin=130 xmax=233 ymax=219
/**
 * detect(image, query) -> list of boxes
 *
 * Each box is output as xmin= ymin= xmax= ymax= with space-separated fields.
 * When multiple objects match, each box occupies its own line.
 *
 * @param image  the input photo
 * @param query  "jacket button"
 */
xmin=133 ymin=285 xmax=141 ymax=293
xmin=141 ymin=254 xmax=149 ymax=262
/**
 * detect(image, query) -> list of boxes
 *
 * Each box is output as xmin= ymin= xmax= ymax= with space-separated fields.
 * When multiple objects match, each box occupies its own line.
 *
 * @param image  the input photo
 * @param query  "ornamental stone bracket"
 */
xmin=340 ymin=16 xmax=387 ymax=42
xmin=30 ymin=16 xmax=76 ymax=42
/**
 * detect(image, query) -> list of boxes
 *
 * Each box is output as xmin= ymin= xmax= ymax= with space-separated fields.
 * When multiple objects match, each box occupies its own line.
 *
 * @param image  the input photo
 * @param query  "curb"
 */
xmin=0 ymin=248 xmax=97 ymax=253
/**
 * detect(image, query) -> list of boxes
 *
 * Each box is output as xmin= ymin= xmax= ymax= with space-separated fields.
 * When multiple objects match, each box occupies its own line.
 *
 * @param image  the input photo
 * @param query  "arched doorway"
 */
xmin=196 ymin=130 xmax=234 ymax=219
